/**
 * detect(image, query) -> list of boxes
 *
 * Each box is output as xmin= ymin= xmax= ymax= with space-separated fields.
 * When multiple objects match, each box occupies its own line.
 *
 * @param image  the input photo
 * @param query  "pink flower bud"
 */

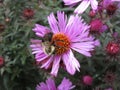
xmin=90 ymin=19 xmax=104 ymax=33
xmin=106 ymin=4 xmax=117 ymax=15
xmin=23 ymin=8 xmax=34 ymax=19
xmin=89 ymin=10 xmax=96 ymax=18
xmin=83 ymin=75 xmax=93 ymax=85
xmin=106 ymin=42 xmax=120 ymax=55
xmin=0 ymin=56 xmax=4 ymax=67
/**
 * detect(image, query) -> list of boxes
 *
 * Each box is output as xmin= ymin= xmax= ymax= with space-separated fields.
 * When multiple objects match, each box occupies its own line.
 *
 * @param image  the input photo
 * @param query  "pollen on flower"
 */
xmin=52 ymin=33 xmax=70 ymax=55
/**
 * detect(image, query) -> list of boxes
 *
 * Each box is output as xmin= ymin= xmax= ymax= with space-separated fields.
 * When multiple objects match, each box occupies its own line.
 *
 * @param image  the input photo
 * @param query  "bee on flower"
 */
xmin=30 ymin=11 xmax=99 ymax=76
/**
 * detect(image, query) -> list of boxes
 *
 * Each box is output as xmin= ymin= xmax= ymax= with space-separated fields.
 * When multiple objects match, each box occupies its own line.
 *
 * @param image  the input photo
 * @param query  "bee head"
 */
xmin=42 ymin=32 xmax=53 ymax=42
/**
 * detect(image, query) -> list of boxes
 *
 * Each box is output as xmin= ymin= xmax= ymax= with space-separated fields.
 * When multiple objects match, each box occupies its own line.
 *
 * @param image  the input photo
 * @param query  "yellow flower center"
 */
xmin=52 ymin=33 xmax=70 ymax=55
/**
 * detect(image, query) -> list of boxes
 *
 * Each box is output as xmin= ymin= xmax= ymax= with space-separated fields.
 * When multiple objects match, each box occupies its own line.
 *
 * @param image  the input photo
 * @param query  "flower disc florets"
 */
xmin=52 ymin=33 xmax=70 ymax=55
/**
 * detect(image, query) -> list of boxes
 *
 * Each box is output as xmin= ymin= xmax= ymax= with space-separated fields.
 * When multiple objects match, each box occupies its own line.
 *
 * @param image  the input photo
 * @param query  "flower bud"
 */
xmin=90 ymin=19 xmax=104 ymax=33
xmin=0 ymin=23 xmax=5 ymax=33
xmin=23 ymin=8 xmax=34 ymax=19
xmin=106 ymin=4 xmax=117 ymax=15
xmin=106 ymin=42 xmax=120 ymax=55
xmin=83 ymin=75 xmax=93 ymax=85
xmin=0 ymin=56 xmax=4 ymax=67
xmin=89 ymin=10 xmax=96 ymax=18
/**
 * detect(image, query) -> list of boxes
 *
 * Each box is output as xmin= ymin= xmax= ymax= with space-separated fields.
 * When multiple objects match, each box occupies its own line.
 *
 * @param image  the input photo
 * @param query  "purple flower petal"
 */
xmin=33 ymin=24 xmax=49 ymax=37
xmin=51 ymin=56 xmax=61 ymax=76
xmin=36 ymin=77 xmax=74 ymax=90
xmin=46 ymin=78 xmax=57 ymax=90
xmin=71 ymin=43 xmax=92 ymax=57
xmin=57 ymin=11 xmax=67 ymax=33
xmin=36 ymin=82 xmax=48 ymax=90
xmin=65 ymin=15 xmax=90 ymax=41
xmin=74 ymin=0 xmax=90 ymax=14
xmin=63 ymin=0 xmax=98 ymax=14
xmin=58 ymin=77 xmax=75 ymax=90
xmin=62 ymin=50 xmax=80 ymax=75
xmin=35 ymin=53 xmax=49 ymax=62
xmin=48 ymin=13 xmax=59 ymax=34
xmin=41 ymin=56 xmax=54 ymax=69
xmin=36 ymin=78 xmax=57 ymax=90
xmin=90 ymin=0 xmax=98 ymax=10
xmin=112 ymin=0 xmax=120 ymax=1
xmin=63 ymin=0 xmax=82 ymax=5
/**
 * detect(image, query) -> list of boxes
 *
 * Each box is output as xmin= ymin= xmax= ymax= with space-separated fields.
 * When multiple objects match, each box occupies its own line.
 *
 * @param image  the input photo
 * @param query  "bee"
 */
xmin=41 ymin=32 xmax=55 ymax=55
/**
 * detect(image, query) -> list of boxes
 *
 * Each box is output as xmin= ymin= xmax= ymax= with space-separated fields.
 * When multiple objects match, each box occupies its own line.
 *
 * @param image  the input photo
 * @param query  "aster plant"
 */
xmin=1 ymin=0 xmax=120 ymax=90
xmin=30 ymin=11 xmax=99 ymax=76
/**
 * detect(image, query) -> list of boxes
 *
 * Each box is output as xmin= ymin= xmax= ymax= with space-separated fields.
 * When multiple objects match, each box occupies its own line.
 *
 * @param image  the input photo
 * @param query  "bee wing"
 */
xmin=41 ymin=43 xmax=47 ymax=54
xmin=50 ymin=46 xmax=55 ymax=54
xmin=41 ymin=41 xmax=55 ymax=55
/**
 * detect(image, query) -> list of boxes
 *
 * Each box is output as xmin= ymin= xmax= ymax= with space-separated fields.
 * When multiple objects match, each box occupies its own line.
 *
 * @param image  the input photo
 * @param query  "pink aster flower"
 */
xmin=90 ymin=18 xmax=108 ymax=33
xmin=30 ymin=11 xmax=99 ymax=76
xmin=36 ymin=77 xmax=75 ymax=90
xmin=63 ymin=0 xmax=98 ymax=14
xmin=102 ymin=0 xmax=117 ymax=8
xmin=100 ymin=0 xmax=120 ymax=15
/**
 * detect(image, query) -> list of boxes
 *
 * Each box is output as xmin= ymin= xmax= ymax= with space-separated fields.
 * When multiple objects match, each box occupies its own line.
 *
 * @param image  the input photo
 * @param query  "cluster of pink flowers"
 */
xmin=30 ymin=0 xmax=120 ymax=90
